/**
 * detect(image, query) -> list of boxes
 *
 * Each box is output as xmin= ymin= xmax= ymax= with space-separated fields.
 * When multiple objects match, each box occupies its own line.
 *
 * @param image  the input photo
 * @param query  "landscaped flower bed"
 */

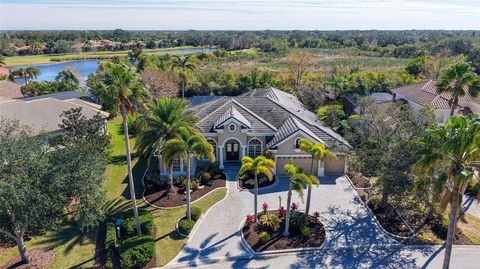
xmin=238 ymin=171 xmax=276 ymax=190
xmin=144 ymin=164 xmax=226 ymax=207
xmin=242 ymin=208 xmax=326 ymax=252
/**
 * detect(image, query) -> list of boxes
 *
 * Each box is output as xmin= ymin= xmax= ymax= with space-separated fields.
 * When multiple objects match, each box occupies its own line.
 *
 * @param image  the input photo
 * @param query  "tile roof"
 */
xmin=214 ymin=106 xmax=251 ymax=129
xmin=0 ymin=80 xmax=23 ymax=99
xmin=0 ymin=97 xmax=109 ymax=135
xmin=391 ymin=80 xmax=480 ymax=109
xmin=191 ymin=88 xmax=351 ymax=151
xmin=267 ymin=116 xmax=323 ymax=148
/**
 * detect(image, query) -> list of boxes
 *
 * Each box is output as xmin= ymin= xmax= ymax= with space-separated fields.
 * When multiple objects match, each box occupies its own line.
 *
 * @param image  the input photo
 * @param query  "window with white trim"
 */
xmin=172 ymin=158 xmax=181 ymax=172
xmin=248 ymin=138 xmax=262 ymax=158
xmin=203 ymin=139 xmax=217 ymax=160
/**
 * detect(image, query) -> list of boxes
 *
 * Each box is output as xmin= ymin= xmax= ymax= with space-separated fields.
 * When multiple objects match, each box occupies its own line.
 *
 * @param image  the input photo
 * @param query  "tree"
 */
xmin=135 ymin=98 xmax=199 ymax=194
xmin=239 ymin=156 xmax=275 ymax=222
xmin=298 ymin=138 xmax=330 ymax=215
xmin=0 ymin=116 xmax=108 ymax=264
xmin=12 ymin=67 xmax=40 ymax=84
xmin=56 ymin=68 xmax=81 ymax=86
xmin=405 ymin=56 xmax=434 ymax=79
xmin=0 ymin=55 xmax=5 ymax=67
xmin=90 ymin=62 xmax=150 ymax=235
xmin=288 ymin=51 xmax=311 ymax=87
xmin=163 ymin=127 xmax=215 ymax=220
xmin=436 ymin=61 xmax=480 ymax=116
xmin=171 ymin=55 xmax=195 ymax=98
xmin=128 ymin=47 xmax=143 ymax=64
xmin=283 ymin=161 xmax=309 ymax=236
xmin=140 ymin=66 xmax=179 ymax=98
xmin=413 ymin=115 xmax=480 ymax=269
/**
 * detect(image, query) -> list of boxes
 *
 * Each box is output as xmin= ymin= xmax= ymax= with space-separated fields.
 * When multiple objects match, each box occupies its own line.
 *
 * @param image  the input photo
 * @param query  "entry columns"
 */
xmin=218 ymin=146 xmax=224 ymax=169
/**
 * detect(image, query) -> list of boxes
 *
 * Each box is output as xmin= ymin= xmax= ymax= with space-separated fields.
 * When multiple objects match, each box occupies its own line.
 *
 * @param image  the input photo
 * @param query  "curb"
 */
xmin=175 ymin=213 xmax=205 ymax=238
xmin=343 ymin=174 xmax=417 ymax=240
xmin=236 ymin=176 xmax=280 ymax=192
xmin=141 ymin=169 xmax=227 ymax=210
xmin=238 ymin=211 xmax=327 ymax=256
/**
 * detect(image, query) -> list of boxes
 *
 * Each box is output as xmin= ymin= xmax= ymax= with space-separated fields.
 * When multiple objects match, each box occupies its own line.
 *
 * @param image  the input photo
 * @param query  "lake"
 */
xmin=11 ymin=47 xmax=215 ymax=84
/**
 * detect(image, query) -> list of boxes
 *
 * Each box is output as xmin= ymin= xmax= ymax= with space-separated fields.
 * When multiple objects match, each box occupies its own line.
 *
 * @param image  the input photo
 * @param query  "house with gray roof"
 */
xmin=391 ymin=80 xmax=480 ymax=124
xmin=0 ymin=80 xmax=23 ymax=99
xmin=161 ymin=88 xmax=351 ymax=177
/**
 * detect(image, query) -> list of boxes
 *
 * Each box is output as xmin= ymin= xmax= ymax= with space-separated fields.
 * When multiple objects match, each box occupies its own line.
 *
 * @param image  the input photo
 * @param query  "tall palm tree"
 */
xmin=240 ymin=156 xmax=275 ymax=222
xmin=436 ymin=61 xmax=480 ymax=116
xmin=298 ymin=138 xmax=334 ymax=214
xmin=12 ymin=67 xmax=40 ymax=84
xmin=90 ymin=62 xmax=150 ymax=235
xmin=163 ymin=127 xmax=215 ymax=220
xmin=283 ymin=160 xmax=309 ymax=236
xmin=414 ymin=115 xmax=480 ymax=269
xmin=56 ymin=69 xmax=80 ymax=86
xmin=171 ymin=55 xmax=195 ymax=98
xmin=135 ymin=98 xmax=199 ymax=194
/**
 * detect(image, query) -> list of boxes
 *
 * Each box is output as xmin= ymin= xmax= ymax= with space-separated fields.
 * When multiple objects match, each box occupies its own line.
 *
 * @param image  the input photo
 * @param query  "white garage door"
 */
xmin=275 ymin=156 xmax=313 ymax=176
xmin=324 ymin=155 xmax=346 ymax=175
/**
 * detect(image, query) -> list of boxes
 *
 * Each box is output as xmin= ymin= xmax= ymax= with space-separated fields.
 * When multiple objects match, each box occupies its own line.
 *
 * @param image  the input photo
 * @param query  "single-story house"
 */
xmin=391 ymin=80 xmax=480 ymax=124
xmin=159 ymin=88 xmax=352 ymax=177
xmin=343 ymin=92 xmax=394 ymax=116
xmin=0 ymin=80 xmax=23 ymax=99
xmin=0 ymin=91 xmax=109 ymax=136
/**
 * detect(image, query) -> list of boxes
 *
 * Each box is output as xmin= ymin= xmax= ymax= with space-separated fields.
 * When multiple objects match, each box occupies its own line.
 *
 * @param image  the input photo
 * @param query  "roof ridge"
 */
xmin=196 ymin=97 xmax=230 ymax=120
xmin=231 ymin=99 xmax=277 ymax=131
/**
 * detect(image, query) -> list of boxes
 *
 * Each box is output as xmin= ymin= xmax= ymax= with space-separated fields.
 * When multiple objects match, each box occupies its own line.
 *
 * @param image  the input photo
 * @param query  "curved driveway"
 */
xmin=167 ymin=165 xmax=404 ymax=268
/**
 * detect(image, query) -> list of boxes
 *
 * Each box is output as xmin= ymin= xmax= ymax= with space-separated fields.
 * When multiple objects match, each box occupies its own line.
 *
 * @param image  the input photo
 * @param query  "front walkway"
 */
xmin=167 ymin=166 xmax=401 ymax=267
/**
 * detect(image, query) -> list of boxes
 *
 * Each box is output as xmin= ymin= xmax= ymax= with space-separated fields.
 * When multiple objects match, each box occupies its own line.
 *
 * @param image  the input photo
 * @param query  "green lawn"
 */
xmin=0 ymin=118 xmax=227 ymax=268
xmin=4 ymin=46 xmax=200 ymax=66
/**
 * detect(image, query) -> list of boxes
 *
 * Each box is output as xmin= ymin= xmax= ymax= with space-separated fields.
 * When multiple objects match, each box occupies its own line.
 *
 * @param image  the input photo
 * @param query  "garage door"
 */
xmin=324 ymin=155 xmax=346 ymax=175
xmin=275 ymin=156 xmax=313 ymax=176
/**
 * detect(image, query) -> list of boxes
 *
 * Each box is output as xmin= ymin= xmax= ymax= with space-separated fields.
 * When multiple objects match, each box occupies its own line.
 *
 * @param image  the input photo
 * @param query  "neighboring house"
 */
xmin=159 ymin=88 xmax=351 ymax=177
xmin=0 ymin=80 xmax=23 ymax=99
xmin=0 ymin=91 xmax=109 ymax=136
xmin=391 ymin=80 xmax=480 ymax=124
xmin=0 ymin=67 xmax=10 ymax=79
xmin=343 ymin=92 xmax=394 ymax=116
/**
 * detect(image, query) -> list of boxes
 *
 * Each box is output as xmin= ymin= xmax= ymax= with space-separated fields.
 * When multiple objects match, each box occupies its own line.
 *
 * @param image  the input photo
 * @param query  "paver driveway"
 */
xmin=168 ymin=167 xmax=399 ymax=267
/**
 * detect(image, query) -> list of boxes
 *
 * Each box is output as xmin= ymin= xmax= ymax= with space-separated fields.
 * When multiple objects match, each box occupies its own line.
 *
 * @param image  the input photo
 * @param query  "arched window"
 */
xmin=205 ymin=139 xmax=217 ymax=160
xmin=248 ymin=138 xmax=262 ymax=158
xmin=294 ymin=138 xmax=301 ymax=150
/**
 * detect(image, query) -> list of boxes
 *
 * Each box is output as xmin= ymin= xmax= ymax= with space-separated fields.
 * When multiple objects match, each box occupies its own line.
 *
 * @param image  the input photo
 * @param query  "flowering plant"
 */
xmin=246 ymin=214 xmax=254 ymax=224
xmin=278 ymin=206 xmax=286 ymax=217
xmin=262 ymin=202 xmax=268 ymax=212
xmin=313 ymin=211 xmax=320 ymax=220
xmin=291 ymin=202 xmax=298 ymax=210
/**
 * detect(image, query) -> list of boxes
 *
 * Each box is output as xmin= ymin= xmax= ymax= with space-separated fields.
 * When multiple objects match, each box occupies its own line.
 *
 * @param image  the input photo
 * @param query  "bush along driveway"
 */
xmin=167 ymin=173 xmax=400 ymax=268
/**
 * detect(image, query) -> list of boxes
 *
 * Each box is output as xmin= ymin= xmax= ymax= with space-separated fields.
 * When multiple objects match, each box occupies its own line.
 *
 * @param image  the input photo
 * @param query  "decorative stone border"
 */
xmin=238 ymin=212 xmax=327 ymax=256
xmin=236 ymin=176 xmax=280 ymax=192
xmin=343 ymin=174 xmax=417 ymax=240
xmin=141 ymin=168 xmax=227 ymax=209
xmin=175 ymin=213 xmax=204 ymax=238
xmin=344 ymin=173 xmax=373 ymax=190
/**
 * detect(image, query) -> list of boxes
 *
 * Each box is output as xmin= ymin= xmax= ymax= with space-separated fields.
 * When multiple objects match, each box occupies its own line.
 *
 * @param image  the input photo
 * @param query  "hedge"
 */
xmin=120 ymin=235 xmax=155 ymax=269
xmin=178 ymin=219 xmax=195 ymax=235
xmin=105 ymin=223 xmax=117 ymax=269
xmin=190 ymin=206 xmax=202 ymax=221
xmin=122 ymin=210 xmax=154 ymax=237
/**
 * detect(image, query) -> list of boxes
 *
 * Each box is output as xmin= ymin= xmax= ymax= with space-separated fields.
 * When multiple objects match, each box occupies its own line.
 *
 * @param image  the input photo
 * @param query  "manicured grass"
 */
xmin=458 ymin=213 xmax=480 ymax=244
xmin=4 ymin=46 xmax=200 ymax=66
xmin=149 ymin=188 xmax=227 ymax=266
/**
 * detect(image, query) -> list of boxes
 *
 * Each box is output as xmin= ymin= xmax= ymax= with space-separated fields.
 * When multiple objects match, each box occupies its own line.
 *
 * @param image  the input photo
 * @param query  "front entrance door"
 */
xmin=225 ymin=140 xmax=240 ymax=161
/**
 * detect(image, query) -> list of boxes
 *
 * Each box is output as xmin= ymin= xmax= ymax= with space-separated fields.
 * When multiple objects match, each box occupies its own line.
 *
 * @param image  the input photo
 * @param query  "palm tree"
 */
xmin=56 ymin=69 xmax=80 ymax=86
xmin=90 ymin=62 xmax=150 ymax=235
xmin=135 ymin=98 xmax=199 ymax=194
xmin=171 ymin=55 xmax=195 ymax=98
xmin=283 ymin=160 xmax=310 ymax=236
xmin=436 ymin=61 xmax=480 ymax=116
xmin=163 ymin=127 xmax=215 ymax=220
xmin=12 ymin=67 xmax=40 ymax=84
xmin=298 ymin=138 xmax=335 ymax=214
xmin=0 ymin=55 xmax=6 ymax=67
xmin=240 ymin=156 xmax=275 ymax=222
xmin=414 ymin=115 xmax=480 ymax=269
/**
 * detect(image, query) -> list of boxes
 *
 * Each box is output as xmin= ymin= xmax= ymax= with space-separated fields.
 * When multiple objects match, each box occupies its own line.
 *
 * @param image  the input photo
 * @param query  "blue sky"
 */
xmin=0 ymin=0 xmax=479 ymax=30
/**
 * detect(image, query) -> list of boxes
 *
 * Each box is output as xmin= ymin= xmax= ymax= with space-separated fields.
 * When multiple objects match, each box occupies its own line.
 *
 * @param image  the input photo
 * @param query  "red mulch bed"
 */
xmin=145 ymin=178 xmax=226 ymax=208
xmin=1 ymin=248 xmax=54 ymax=269
xmin=347 ymin=172 xmax=372 ymax=189
xmin=239 ymin=177 xmax=276 ymax=190
xmin=242 ymin=211 xmax=326 ymax=252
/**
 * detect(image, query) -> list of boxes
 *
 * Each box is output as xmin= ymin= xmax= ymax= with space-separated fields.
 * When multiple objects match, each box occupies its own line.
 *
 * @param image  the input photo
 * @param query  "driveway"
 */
xmin=167 ymin=167 xmax=400 ymax=267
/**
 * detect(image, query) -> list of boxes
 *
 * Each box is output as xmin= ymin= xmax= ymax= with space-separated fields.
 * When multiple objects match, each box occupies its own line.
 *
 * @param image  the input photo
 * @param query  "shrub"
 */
xmin=120 ymin=235 xmax=155 ymax=269
xmin=199 ymin=172 xmax=211 ymax=184
xmin=290 ymin=211 xmax=308 ymax=231
xmin=246 ymin=214 xmax=254 ymax=224
xmin=178 ymin=219 xmax=195 ymax=235
xmin=313 ymin=211 xmax=320 ymax=220
xmin=105 ymin=223 xmax=117 ymax=268
xmin=173 ymin=176 xmax=185 ymax=187
xmin=291 ymin=202 xmax=298 ymax=211
xmin=430 ymin=213 xmax=448 ymax=239
xmin=259 ymin=231 xmax=270 ymax=244
xmin=191 ymin=180 xmax=199 ymax=191
xmin=190 ymin=206 xmax=202 ymax=221
xmin=122 ymin=210 xmax=154 ymax=237
xmin=260 ymin=213 xmax=281 ymax=231
xmin=300 ymin=226 xmax=312 ymax=237
xmin=367 ymin=196 xmax=380 ymax=210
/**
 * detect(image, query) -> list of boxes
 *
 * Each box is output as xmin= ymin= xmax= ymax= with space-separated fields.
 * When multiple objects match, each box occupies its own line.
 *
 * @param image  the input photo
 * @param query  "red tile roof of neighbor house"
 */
xmin=391 ymin=80 xmax=480 ymax=109
xmin=0 ymin=67 xmax=10 ymax=77
xmin=0 ymin=80 xmax=23 ymax=99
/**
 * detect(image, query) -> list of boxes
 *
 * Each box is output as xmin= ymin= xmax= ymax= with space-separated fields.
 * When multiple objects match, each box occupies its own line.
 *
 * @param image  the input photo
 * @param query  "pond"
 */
xmin=11 ymin=47 xmax=215 ymax=84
